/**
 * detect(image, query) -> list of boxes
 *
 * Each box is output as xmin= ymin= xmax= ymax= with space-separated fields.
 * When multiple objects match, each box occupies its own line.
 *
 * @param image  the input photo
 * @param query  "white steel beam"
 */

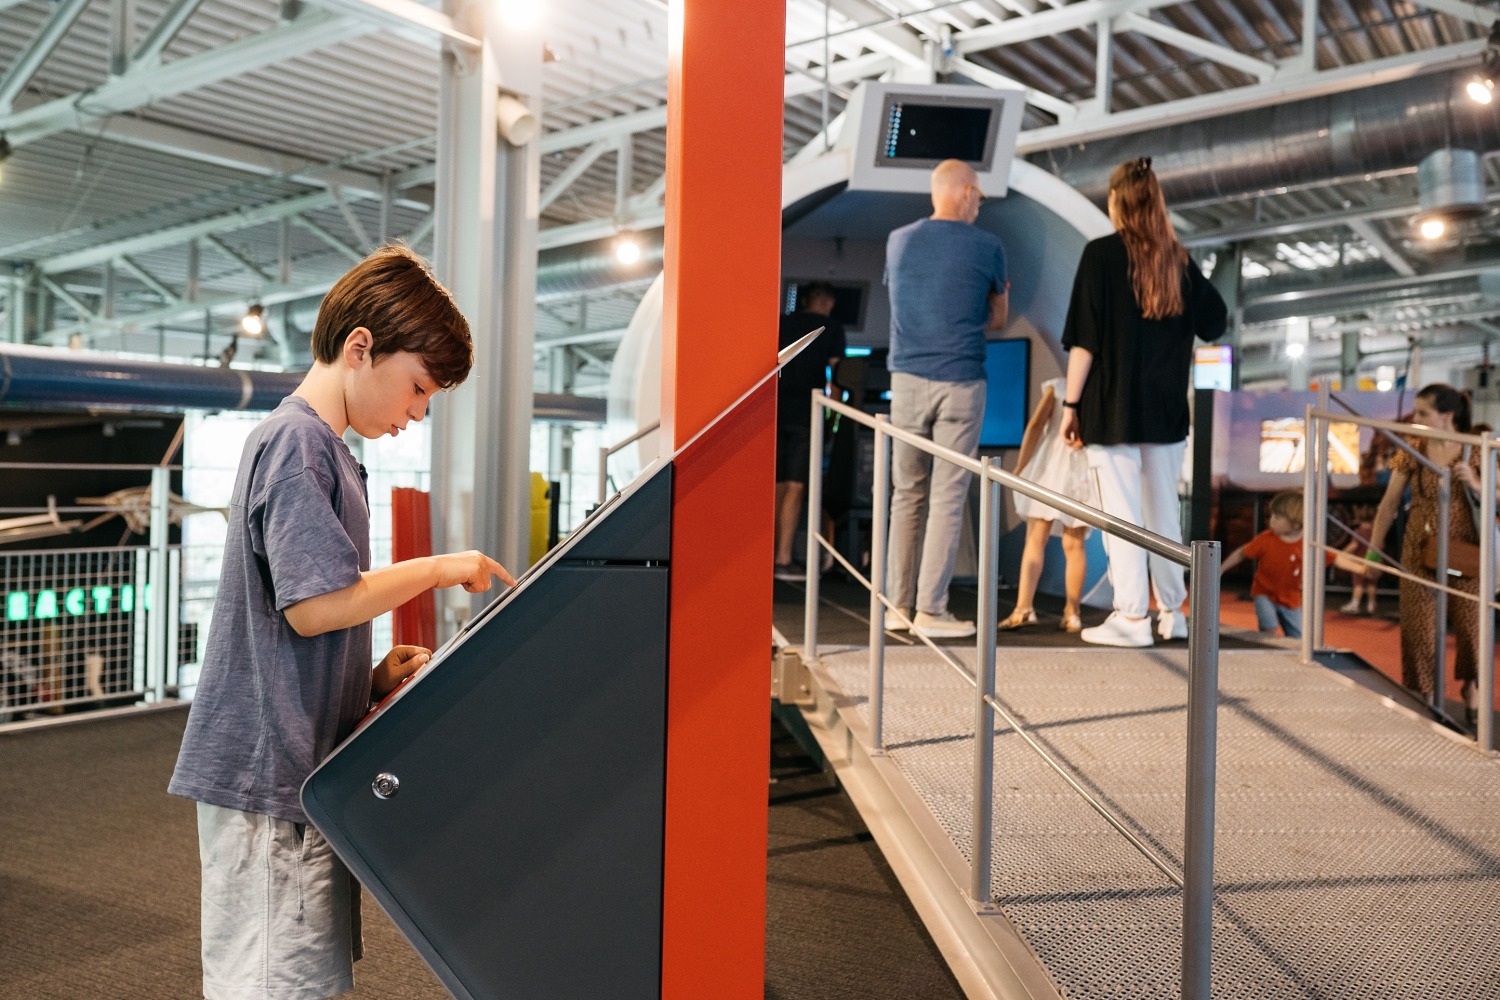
xmin=131 ymin=0 xmax=206 ymax=68
xmin=303 ymin=0 xmax=479 ymax=48
xmin=948 ymin=57 xmax=1076 ymax=119
xmin=41 ymin=276 xmax=97 ymax=322
xmin=41 ymin=277 xmax=340 ymax=344
xmin=0 ymin=0 xmax=92 ymax=115
xmin=953 ymin=0 xmax=1191 ymax=55
xmin=1411 ymin=0 xmax=1497 ymax=27
xmin=1016 ymin=39 xmax=1488 ymax=153
xmin=1 ymin=8 xmax=374 ymax=147
xmin=1116 ymin=11 xmax=1275 ymax=82
xmin=37 ymin=191 xmax=339 ymax=275
xmin=1344 ymin=219 xmax=1418 ymax=279
xmin=1301 ymin=0 xmax=1318 ymax=72
xmin=117 ymin=255 xmax=182 ymax=304
xmin=540 ymin=141 xmax=611 ymax=211
xmin=328 ymin=187 xmax=373 ymax=251
xmin=292 ymin=215 xmax=365 ymax=263
xmin=205 ymin=235 xmax=275 ymax=284
xmin=1094 ymin=17 xmax=1114 ymax=114
xmin=90 ymin=116 xmax=427 ymax=205
xmin=537 ymin=206 xmax=665 ymax=251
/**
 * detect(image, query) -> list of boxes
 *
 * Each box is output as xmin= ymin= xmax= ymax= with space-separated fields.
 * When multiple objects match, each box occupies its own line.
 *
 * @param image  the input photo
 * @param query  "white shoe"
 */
xmin=884 ymin=608 xmax=912 ymax=631
xmin=913 ymin=611 xmax=976 ymax=639
xmin=1081 ymin=612 xmax=1154 ymax=648
xmin=1157 ymin=609 xmax=1188 ymax=641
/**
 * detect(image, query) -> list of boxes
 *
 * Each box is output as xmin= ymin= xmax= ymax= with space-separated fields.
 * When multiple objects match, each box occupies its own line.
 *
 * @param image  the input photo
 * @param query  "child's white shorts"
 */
xmin=196 ymin=802 xmax=363 ymax=1000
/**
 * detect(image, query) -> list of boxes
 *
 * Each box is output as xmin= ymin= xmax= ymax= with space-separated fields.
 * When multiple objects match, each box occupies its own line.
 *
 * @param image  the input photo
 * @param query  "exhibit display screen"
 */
xmin=980 ymin=339 xmax=1030 ymax=449
xmin=1259 ymin=417 xmax=1360 ymax=474
xmin=1194 ymin=344 xmax=1234 ymax=391
xmin=878 ymin=99 xmax=994 ymax=166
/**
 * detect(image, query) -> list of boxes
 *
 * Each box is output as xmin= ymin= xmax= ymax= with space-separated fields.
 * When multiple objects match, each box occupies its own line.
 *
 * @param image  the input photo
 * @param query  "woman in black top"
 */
xmin=1058 ymin=157 xmax=1228 ymax=648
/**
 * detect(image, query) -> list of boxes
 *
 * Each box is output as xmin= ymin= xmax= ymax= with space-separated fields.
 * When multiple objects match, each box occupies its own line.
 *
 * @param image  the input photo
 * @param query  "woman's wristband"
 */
xmin=1061 ymin=400 xmax=1080 ymax=409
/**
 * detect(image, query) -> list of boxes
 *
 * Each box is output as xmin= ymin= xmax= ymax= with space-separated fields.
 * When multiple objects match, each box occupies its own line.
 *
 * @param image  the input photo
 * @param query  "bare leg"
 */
xmin=774 ymin=482 xmax=804 ymax=566
xmin=1012 ymin=518 xmax=1053 ymax=614
xmin=1061 ymin=525 xmax=1088 ymax=617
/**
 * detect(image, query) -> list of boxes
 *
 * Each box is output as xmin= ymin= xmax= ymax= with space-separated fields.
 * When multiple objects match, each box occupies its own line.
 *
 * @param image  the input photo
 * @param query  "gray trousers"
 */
xmin=885 ymin=372 xmax=987 ymax=615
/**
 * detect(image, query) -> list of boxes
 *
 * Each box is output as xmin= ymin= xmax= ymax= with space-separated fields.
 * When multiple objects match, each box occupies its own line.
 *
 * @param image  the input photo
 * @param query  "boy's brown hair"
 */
xmin=1268 ymin=491 xmax=1304 ymax=530
xmin=312 ymin=244 xmax=473 ymax=388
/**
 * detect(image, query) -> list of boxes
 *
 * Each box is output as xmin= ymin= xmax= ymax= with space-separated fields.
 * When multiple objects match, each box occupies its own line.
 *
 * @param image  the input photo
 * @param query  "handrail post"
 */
xmin=804 ymin=392 xmax=825 ymax=662
xmin=147 ymin=466 xmax=171 ymax=703
xmin=597 ymin=445 xmax=609 ymax=507
xmin=1301 ymin=406 xmax=1316 ymax=664
xmin=970 ymin=459 xmax=999 ymax=904
xmin=1435 ymin=469 xmax=1451 ymax=715
xmin=1311 ymin=384 xmax=1330 ymax=651
xmin=1182 ymin=539 xmax=1221 ymax=1000
xmin=868 ymin=414 xmax=891 ymax=751
xmin=1481 ymin=440 xmax=1495 ymax=750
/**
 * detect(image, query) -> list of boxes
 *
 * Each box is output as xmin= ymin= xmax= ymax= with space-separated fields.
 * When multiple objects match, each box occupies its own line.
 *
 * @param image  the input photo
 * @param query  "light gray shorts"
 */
xmin=197 ymin=802 xmax=363 ymax=1000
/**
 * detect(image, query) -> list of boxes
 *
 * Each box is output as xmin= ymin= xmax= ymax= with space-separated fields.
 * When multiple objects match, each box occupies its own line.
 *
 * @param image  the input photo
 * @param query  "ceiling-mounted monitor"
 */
xmin=844 ymin=82 xmax=1026 ymax=197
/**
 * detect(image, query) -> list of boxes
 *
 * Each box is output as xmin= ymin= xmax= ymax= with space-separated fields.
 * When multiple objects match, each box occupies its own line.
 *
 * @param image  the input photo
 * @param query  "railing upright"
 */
xmin=1182 ymin=539 xmax=1221 ymax=1000
xmin=868 ymin=414 xmax=891 ymax=751
xmin=147 ymin=466 xmax=171 ymax=702
xmin=1480 ymin=441 xmax=1496 ymax=752
xmin=1310 ymin=405 xmax=1329 ymax=650
xmin=804 ymin=393 xmax=825 ymax=662
xmin=1434 ymin=469 xmax=1451 ymax=715
xmin=970 ymin=458 xmax=999 ymax=904
xmin=1302 ymin=406 xmax=1317 ymax=665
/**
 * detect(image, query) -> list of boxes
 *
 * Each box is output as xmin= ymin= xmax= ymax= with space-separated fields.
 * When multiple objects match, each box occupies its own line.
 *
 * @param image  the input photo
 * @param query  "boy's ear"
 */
xmin=343 ymin=327 xmax=373 ymax=367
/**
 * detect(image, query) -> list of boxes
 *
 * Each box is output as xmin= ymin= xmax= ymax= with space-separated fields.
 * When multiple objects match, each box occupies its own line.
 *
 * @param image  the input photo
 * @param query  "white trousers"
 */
xmin=1086 ymin=441 xmax=1187 ymax=619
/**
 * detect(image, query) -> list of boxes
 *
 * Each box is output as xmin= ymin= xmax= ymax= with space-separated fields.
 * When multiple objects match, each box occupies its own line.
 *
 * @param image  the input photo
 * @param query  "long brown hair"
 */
xmin=1109 ymin=157 xmax=1188 ymax=320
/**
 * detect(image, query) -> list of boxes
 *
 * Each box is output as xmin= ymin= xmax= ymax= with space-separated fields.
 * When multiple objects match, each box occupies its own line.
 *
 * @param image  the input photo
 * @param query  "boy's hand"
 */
xmin=373 ymin=645 xmax=431 ymax=698
xmin=433 ymin=551 xmax=516 ymax=592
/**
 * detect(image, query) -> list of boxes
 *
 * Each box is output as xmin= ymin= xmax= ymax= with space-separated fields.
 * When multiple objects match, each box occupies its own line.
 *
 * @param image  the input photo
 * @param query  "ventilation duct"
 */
xmin=0 ymin=344 xmax=301 ymax=412
xmin=536 ymin=231 xmax=664 ymax=300
xmin=1038 ymin=72 xmax=1500 ymax=208
xmin=1416 ymin=148 xmax=1487 ymax=227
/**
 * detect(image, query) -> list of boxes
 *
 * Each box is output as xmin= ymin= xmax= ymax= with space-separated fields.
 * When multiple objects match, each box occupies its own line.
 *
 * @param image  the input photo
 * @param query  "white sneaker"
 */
xmin=913 ymin=611 xmax=976 ymax=639
xmin=1081 ymin=612 xmax=1154 ymax=648
xmin=1157 ymin=609 xmax=1188 ymax=641
xmin=884 ymin=608 xmax=912 ymax=631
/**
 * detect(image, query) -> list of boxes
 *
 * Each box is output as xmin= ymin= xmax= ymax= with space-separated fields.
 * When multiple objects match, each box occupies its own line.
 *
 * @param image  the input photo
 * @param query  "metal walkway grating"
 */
xmin=812 ymin=646 xmax=1500 ymax=999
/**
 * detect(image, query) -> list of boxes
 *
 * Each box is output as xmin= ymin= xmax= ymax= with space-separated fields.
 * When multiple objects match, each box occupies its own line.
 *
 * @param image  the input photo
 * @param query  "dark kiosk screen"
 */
xmin=880 ymin=101 xmax=993 ymax=165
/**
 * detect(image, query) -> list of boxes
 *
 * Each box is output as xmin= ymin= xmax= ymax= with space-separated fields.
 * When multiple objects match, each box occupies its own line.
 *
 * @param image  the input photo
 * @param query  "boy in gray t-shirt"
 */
xmin=169 ymin=245 xmax=514 ymax=1000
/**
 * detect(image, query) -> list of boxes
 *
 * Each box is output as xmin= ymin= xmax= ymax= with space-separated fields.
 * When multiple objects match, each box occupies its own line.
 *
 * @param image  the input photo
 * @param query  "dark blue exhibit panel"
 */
xmin=980 ymin=337 xmax=1030 ymax=448
xmin=304 ymin=465 xmax=673 ymax=1000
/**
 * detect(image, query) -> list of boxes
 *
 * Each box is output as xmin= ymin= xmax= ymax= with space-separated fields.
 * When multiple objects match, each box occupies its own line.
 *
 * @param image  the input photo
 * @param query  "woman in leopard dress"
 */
xmin=1368 ymin=384 xmax=1485 ymax=721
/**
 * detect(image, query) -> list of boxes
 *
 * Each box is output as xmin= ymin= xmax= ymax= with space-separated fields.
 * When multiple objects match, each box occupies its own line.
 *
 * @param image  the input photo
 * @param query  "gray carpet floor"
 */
xmin=1 ymin=706 xmax=959 ymax=999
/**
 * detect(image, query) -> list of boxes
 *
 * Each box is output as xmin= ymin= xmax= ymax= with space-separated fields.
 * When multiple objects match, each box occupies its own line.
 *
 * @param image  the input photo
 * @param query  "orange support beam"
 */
xmin=659 ymin=0 xmax=784 ymax=997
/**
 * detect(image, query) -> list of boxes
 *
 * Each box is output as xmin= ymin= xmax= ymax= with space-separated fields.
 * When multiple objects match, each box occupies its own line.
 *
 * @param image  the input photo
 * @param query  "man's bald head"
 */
xmin=930 ymin=159 xmax=982 ymax=223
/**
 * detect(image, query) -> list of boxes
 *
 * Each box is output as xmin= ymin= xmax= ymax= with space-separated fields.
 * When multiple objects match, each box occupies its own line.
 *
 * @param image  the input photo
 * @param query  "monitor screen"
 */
xmin=783 ymin=280 xmax=868 ymax=332
xmin=875 ymin=95 xmax=999 ymax=171
xmin=980 ymin=339 xmax=1030 ymax=449
xmin=1258 ymin=417 xmax=1361 ymax=475
xmin=1194 ymin=344 xmax=1234 ymax=391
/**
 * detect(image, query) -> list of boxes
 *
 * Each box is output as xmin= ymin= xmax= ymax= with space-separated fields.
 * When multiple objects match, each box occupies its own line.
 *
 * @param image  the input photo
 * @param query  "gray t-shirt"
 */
xmin=885 ymin=217 xmax=1008 ymax=382
xmin=169 ymin=396 xmax=371 ymax=824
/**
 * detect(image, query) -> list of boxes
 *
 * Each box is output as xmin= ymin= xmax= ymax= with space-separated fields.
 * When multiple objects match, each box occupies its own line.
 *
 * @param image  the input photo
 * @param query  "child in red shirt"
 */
xmin=1220 ymin=492 xmax=1340 ymax=638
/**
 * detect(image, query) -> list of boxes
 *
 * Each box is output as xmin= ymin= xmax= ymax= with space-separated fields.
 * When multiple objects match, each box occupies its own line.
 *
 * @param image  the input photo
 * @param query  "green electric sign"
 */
xmin=5 ymin=584 xmax=152 ymax=622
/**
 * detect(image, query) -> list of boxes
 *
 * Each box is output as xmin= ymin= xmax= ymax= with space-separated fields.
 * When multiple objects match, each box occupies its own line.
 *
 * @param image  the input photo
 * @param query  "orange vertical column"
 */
xmin=659 ymin=0 xmax=785 ymax=997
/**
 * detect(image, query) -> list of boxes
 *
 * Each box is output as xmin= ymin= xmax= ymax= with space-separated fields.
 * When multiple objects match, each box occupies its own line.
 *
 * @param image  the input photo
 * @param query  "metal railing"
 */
xmin=1303 ymin=398 xmax=1496 ymax=752
xmin=0 ymin=465 xmax=188 ymax=727
xmin=597 ymin=421 xmax=661 ymax=507
xmin=801 ymin=393 xmax=1223 ymax=1000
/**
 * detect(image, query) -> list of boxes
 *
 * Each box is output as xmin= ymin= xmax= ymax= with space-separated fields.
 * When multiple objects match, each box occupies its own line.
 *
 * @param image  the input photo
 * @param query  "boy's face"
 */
xmin=1269 ymin=513 xmax=1297 ymax=536
xmin=346 ymin=335 xmax=439 ymax=440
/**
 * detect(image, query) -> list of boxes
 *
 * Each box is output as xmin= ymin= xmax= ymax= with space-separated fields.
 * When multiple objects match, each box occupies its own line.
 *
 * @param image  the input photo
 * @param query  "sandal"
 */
xmin=1060 ymin=612 xmax=1083 ymax=633
xmin=998 ymin=609 xmax=1038 ymax=631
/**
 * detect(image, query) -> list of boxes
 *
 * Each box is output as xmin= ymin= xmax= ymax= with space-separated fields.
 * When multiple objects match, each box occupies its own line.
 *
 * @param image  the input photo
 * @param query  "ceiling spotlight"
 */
xmin=1419 ymin=217 xmax=1447 ymax=240
xmin=1285 ymin=341 xmax=1305 ymax=360
xmin=1473 ymin=22 xmax=1500 ymax=104
xmin=498 ymin=0 xmax=540 ymax=28
xmin=240 ymin=303 xmax=265 ymax=337
xmin=614 ymin=232 xmax=642 ymax=265
xmin=1377 ymin=379 xmax=1393 ymax=392
xmin=1468 ymin=75 xmax=1495 ymax=104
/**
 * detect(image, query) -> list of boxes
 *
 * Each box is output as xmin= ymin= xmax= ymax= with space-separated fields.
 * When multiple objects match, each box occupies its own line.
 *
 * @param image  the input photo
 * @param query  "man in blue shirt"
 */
xmin=884 ymin=159 xmax=1009 ymax=639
